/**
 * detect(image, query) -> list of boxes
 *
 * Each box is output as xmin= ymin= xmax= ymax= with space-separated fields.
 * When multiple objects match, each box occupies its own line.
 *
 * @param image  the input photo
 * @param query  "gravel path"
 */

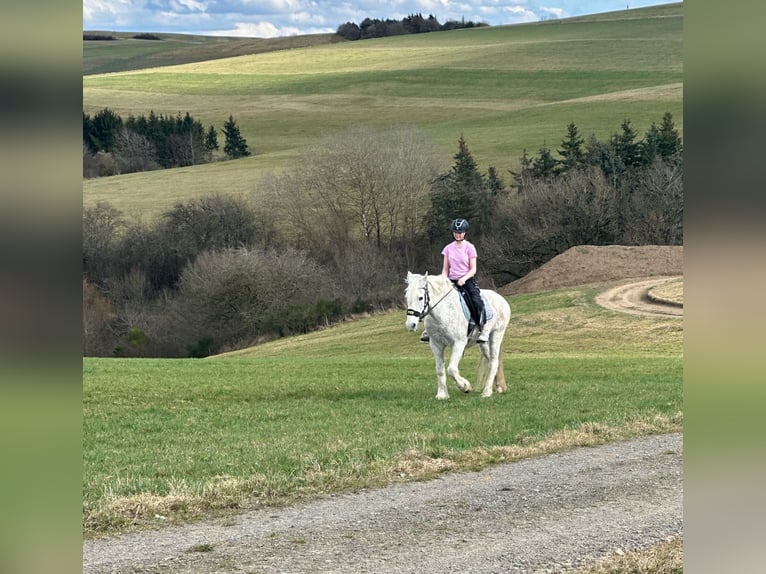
xmin=83 ymin=433 xmax=682 ymax=574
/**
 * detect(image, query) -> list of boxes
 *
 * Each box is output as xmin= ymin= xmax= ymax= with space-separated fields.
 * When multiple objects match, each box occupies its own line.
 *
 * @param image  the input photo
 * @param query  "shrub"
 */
xmin=170 ymin=247 xmax=337 ymax=354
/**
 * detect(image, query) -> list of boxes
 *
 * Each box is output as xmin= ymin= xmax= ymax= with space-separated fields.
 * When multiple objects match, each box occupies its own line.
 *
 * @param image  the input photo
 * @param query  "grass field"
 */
xmin=83 ymin=4 xmax=683 ymax=219
xmin=83 ymin=284 xmax=682 ymax=536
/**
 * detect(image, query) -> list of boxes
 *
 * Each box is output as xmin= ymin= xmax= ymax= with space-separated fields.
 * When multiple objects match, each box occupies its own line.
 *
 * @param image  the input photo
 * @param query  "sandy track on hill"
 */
xmin=595 ymin=276 xmax=683 ymax=317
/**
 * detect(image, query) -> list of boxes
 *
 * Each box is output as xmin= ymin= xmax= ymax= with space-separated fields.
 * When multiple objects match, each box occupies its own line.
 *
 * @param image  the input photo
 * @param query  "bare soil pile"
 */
xmin=498 ymin=245 xmax=683 ymax=295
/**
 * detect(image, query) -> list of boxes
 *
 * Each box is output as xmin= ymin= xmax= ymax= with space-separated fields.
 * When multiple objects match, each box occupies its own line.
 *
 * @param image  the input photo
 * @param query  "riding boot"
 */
xmin=477 ymin=316 xmax=492 ymax=343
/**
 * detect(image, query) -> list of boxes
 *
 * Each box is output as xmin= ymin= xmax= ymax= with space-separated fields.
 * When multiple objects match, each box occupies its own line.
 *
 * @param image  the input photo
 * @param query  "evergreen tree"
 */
xmin=642 ymin=122 xmax=662 ymax=165
xmin=89 ymin=107 xmax=123 ymax=152
xmin=657 ymin=111 xmax=682 ymax=160
xmin=613 ymin=119 xmax=641 ymax=169
xmin=83 ymin=112 xmax=96 ymax=153
xmin=557 ymin=122 xmax=585 ymax=173
xmin=424 ymin=134 xmax=487 ymax=241
xmin=205 ymin=125 xmax=219 ymax=152
xmin=532 ymin=145 xmax=556 ymax=180
xmin=222 ymin=115 xmax=250 ymax=159
xmin=486 ymin=166 xmax=504 ymax=195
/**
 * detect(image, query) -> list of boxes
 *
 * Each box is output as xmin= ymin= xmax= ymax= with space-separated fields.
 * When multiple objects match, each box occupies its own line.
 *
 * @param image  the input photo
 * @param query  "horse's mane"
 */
xmin=427 ymin=273 xmax=454 ymax=296
xmin=406 ymin=272 xmax=455 ymax=299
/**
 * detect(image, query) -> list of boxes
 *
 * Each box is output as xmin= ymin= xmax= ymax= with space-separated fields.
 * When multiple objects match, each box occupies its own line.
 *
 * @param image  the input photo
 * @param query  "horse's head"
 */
xmin=404 ymin=271 xmax=429 ymax=332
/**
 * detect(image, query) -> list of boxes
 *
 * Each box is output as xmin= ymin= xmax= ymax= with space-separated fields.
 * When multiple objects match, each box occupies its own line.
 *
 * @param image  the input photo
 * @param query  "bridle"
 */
xmin=406 ymin=275 xmax=454 ymax=322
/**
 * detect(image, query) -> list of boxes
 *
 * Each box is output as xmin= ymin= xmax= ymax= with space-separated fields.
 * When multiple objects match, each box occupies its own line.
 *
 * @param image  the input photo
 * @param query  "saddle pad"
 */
xmin=458 ymin=292 xmax=494 ymax=323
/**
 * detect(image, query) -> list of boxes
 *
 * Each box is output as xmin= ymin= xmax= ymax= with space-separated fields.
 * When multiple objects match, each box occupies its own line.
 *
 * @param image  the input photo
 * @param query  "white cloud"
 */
xmin=539 ymin=6 xmax=566 ymax=19
xmin=83 ymin=0 xmax=138 ymax=26
xmin=502 ymin=5 xmax=538 ymax=23
xmin=84 ymin=1 xmax=671 ymax=38
xmin=207 ymin=21 xmax=334 ymax=38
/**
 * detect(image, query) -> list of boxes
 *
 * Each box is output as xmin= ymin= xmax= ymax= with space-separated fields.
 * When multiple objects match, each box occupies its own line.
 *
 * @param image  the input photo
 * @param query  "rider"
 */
xmin=421 ymin=218 xmax=490 ymax=343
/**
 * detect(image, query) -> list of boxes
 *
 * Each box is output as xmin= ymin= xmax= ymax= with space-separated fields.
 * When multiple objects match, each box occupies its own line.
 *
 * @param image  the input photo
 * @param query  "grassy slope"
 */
xmin=83 ymin=32 xmax=339 ymax=75
xmin=83 ymin=4 xmax=682 ymax=219
xmin=83 ymin=285 xmax=682 ymax=535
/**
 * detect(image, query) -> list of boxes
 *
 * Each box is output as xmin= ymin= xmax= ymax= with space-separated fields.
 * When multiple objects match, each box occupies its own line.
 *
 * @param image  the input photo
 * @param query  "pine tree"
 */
xmin=486 ymin=166 xmax=504 ymax=195
xmin=613 ymin=119 xmax=640 ymax=169
xmin=424 ymin=134 xmax=487 ymax=241
xmin=657 ymin=112 xmax=682 ymax=159
xmin=557 ymin=122 xmax=585 ymax=173
xmin=532 ymin=146 xmax=556 ymax=180
xmin=222 ymin=115 xmax=250 ymax=159
xmin=205 ymin=125 xmax=219 ymax=152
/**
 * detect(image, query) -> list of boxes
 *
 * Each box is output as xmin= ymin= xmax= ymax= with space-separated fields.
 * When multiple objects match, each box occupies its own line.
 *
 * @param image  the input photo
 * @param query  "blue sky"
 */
xmin=83 ymin=1 xmax=678 ymax=38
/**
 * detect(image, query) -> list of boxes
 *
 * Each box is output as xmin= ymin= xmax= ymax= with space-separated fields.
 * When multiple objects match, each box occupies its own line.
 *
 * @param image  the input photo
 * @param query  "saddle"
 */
xmin=456 ymin=290 xmax=493 ymax=332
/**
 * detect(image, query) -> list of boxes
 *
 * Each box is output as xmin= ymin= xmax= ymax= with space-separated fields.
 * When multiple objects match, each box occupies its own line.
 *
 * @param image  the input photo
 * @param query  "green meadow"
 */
xmin=83 ymin=285 xmax=683 ymax=536
xmin=83 ymin=4 xmax=683 ymax=218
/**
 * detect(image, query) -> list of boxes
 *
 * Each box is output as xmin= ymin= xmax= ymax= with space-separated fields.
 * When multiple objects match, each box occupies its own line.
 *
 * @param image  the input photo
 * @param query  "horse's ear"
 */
xmin=406 ymin=271 xmax=412 ymax=283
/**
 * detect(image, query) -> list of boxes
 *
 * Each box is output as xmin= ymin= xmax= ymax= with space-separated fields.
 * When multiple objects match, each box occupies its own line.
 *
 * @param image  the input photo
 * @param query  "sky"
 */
xmin=83 ymin=1 xmax=678 ymax=38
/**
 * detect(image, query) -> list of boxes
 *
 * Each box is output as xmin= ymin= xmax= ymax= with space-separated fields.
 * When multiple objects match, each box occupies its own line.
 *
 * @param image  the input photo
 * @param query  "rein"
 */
xmin=407 ymin=277 xmax=455 ymax=321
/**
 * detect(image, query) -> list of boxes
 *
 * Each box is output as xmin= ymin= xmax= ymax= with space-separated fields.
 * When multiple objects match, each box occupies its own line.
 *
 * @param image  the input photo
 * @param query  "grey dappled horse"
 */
xmin=404 ymin=272 xmax=511 ymax=399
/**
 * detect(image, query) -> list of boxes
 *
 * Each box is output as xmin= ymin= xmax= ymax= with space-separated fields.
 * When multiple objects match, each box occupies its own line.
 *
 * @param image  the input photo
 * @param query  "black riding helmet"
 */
xmin=451 ymin=218 xmax=469 ymax=233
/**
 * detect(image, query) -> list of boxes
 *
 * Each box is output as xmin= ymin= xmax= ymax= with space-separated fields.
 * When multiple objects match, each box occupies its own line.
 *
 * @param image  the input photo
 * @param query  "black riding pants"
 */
xmin=454 ymin=277 xmax=484 ymax=327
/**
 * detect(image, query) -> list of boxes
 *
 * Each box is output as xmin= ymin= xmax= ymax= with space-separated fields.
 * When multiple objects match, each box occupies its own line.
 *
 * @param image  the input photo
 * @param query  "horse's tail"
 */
xmin=477 ymin=353 xmax=489 ymax=390
xmin=477 ymin=343 xmax=508 ymax=394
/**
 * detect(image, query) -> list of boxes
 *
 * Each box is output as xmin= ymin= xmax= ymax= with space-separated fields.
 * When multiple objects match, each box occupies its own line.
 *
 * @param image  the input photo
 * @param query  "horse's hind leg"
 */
xmin=494 ymin=350 xmax=507 ymax=394
xmin=480 ymin=339 xmax=503 ymax=398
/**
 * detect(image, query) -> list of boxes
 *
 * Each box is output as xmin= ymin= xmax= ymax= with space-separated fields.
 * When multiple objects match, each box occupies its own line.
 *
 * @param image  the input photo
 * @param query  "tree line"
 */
xmin=83 ymin=108 xmax=250 ymax=177
xmin=83 ymin=116 xmax=682 ymax=358
xmin=336 ymin=13 xmax=488 ymax=41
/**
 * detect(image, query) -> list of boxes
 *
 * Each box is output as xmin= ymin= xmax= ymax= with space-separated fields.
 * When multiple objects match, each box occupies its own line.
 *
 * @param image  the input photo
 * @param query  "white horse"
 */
xmin=405 ymin=272 xmax=511 ymax=399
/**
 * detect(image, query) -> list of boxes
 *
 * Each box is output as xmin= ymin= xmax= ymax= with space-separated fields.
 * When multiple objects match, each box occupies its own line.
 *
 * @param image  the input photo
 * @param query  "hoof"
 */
xmin=436 ymin=393 xmax=450 ymax=400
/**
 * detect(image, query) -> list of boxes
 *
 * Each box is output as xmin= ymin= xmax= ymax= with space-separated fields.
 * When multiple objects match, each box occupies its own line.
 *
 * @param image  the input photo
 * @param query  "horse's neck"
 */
xmin=427 ymin=277 xmax=460 ymax=316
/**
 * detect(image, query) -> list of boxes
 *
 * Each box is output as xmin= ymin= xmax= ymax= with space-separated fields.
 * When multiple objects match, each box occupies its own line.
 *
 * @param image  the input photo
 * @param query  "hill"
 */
xmin=499 ymin=245 xmax=683 ymax=295
xmin=83 ymin=3 xmax=683 ymax=218
xmin=83 ymin=32 xmax=338 ymax=75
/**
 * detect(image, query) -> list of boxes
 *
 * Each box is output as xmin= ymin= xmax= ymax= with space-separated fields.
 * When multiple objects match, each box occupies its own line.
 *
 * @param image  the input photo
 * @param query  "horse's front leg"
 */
xmin=430 ymin=342 xmax=450 ymax=400
xmin=446 ymin=341 xmax=472 ymax=393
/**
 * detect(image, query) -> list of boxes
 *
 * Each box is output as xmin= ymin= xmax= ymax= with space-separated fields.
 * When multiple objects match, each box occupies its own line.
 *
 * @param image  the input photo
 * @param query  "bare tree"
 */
xmin=83 ymin=201 xmax=125 ymax=285
xmin=83 ymin=278 xmax=117 ymax=356
xmin=112 ymin=127 xmax=159 ymax=173
xmin=482 ymin=167 xmax=619 ymax=283
xmin=621 ymin=159 xmax=683 ymax=245
xmin=264 ymin=125 xmax=440 ymax=267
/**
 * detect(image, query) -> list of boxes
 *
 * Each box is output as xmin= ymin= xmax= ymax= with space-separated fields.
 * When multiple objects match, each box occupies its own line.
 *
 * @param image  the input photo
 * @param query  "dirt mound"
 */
xmin=498 ymin=245 xmax=683 ymax=296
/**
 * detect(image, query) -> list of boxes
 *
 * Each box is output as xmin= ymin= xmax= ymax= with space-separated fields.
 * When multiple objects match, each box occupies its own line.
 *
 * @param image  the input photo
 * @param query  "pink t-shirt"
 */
xmin=441 ymin=240 xmax=477 ymax=280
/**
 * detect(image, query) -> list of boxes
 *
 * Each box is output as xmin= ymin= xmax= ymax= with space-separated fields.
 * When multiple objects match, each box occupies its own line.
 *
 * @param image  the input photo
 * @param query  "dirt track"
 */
xmin=83 ymin=433 xmax=682 ymax=574
xmin=595 ymin=276 xmax=683 ymax=317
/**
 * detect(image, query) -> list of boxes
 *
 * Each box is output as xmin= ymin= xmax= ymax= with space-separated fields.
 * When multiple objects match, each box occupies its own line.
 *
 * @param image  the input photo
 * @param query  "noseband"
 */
xmin=407 ymin=277 xmax=454 ymax=321
xmin=406 ymin=279 xmax=431 ymax=321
